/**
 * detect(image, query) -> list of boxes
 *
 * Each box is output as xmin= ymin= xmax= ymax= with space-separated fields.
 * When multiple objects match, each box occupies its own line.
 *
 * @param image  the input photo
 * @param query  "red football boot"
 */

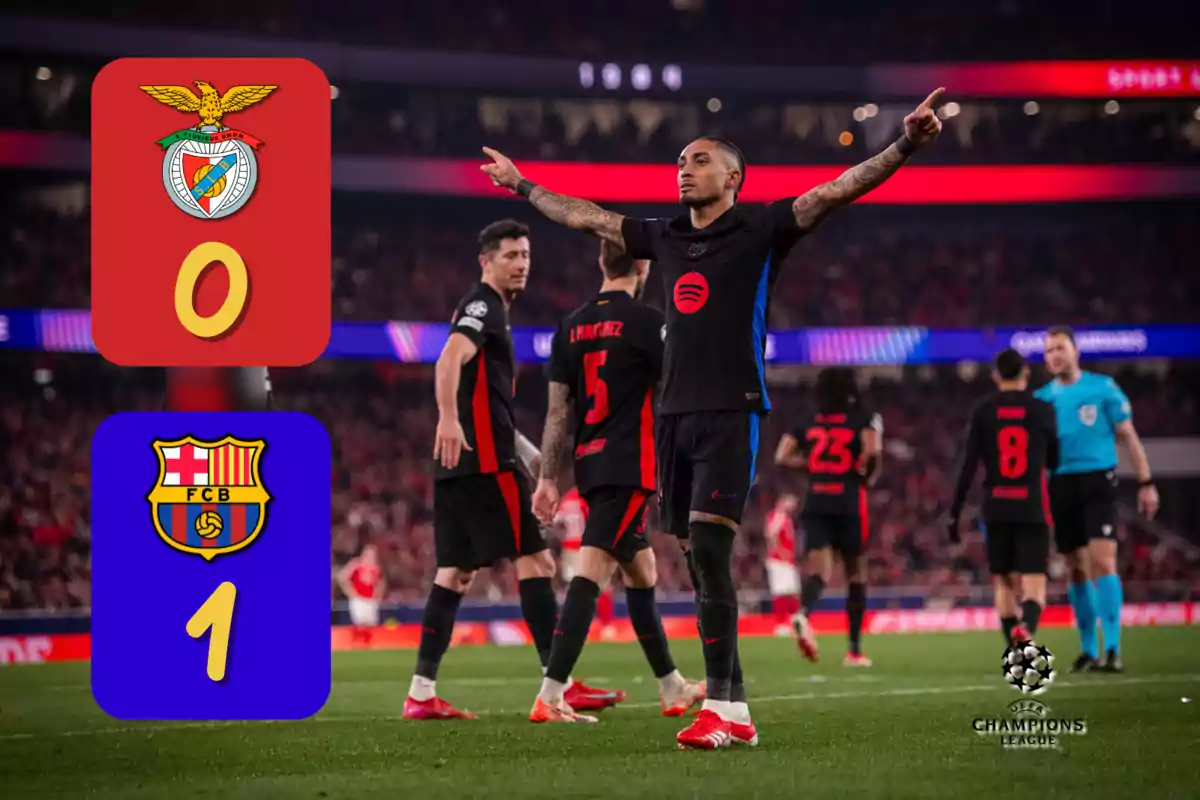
xmin=402 ymin=696 xmax=477 ymax=720
xmin=676 ymin=709 xmax=732 ymax=750
xmin=728 ymin=717 xmax=759 ymax=747
xmin=564 ymin=679 xmax=626 ymax=711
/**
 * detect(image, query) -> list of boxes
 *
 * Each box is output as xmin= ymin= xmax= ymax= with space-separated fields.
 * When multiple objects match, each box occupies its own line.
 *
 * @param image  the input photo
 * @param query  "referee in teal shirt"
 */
xmin=1035 ymin=327 xmax=1159 ymax=673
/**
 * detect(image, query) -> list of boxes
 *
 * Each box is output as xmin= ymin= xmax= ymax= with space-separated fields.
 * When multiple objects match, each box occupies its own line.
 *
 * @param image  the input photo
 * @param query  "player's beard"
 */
xmin=680 ymin=188 xmax=720 ymax=208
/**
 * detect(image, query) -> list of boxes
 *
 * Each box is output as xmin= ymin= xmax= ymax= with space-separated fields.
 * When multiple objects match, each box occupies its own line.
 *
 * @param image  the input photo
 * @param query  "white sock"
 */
xmin=539 ymin=677 xmax=568 ymax=705
xmin=408 ymin=675 xmax=436 ymax=701
xmin=658 ymin=669 xmax=686 ymax=695
xmin=702 ymin=698 xmax=735 ymax=719
xmin=728 ymin=701 xmax=751 ymax=725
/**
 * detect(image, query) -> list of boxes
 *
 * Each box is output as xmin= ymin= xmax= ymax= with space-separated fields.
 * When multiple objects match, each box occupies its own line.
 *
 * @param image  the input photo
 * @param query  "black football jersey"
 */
xmin=435 ymin=282 xmax=517 ymax=481
xmin=621 ymin=202 xmax=804 ymax=414
xmin=951 ymin=390 xmax=1059 ymax=523
xmin=792 ymin=407 xmax=883 ymax=516
xmin=547 ymin=291 xmax=664 ymax=493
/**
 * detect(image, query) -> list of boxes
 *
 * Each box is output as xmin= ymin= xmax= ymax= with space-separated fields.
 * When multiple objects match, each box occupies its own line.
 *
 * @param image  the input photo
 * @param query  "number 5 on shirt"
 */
xmin=90 ymin=411 xmax=332 ymax=720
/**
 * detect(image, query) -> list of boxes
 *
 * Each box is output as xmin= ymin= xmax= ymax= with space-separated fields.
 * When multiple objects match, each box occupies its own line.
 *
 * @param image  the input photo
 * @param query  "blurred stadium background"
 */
xmin=1 ymin=1 xmax=1199 ymax=660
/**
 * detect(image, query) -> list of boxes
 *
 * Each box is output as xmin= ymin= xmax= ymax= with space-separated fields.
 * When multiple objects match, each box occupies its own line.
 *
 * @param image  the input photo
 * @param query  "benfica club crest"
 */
xmin=140 ymin=81 xmax=278 ymax=219
xmin=146 ymin=435 xmax=271 ymax=561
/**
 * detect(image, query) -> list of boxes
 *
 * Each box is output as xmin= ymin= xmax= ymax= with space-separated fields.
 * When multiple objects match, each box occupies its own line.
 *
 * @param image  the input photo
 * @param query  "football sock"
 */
xmin=1021 ymin=599 xmax=1044 ymax=635
xmin=1000 ymin=615 xmax=1019 ymax=645
xmin=414 ymin=584 xmax=463 ymax=682
xmin=800 ymin=574 xmax=826 ymax=617
xmin=1067 ymin=580 xmax=1100 ymax=659
xmin=408 ymin=675 xmax=436 ymax=702
xmin=626 ymin=586 xmax=677 ymax=679
xmin=690 ymin=522 xmax=738 ymax=702
xmin=688 ymin=549 xmax=745 ymax=703
xmin=518 ymin=576 xmax=560 ymax=670
xmin=544 ymin=577 xmax=599 ymax=684
xmin=847 ymin=581 xmax=866 ymax=655
xmin=658 ymin=670 xmax=687 ymax=696
xmin=1094 ymin=574 xmax=1123 ymax=655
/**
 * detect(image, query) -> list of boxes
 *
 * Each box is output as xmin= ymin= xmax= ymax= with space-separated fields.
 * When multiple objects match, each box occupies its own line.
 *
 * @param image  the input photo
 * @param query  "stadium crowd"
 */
xmin=1 ymin=353 xmax=1196 ymax=611
xmin=4 ymin=196 xmax=1199 ymax=329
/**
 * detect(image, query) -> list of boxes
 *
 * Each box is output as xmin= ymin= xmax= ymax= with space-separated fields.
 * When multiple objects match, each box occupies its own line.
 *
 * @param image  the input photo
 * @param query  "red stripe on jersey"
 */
xmin=858 ymin=487 xmax=870 ymax=546
xmin=992 ymin=486 xmax=1030 ymax=499
xmin=639 ymin=387 xmax=655 ymax=491
xmin=473 ymin=353 xmax=498 ymax=473
xmin=230 ymin=502 xmax=247 ymax=544
xmin=172 ymin=503 xmax=188 ymax=544
xmin=201 ymin=503 xmax=218 ymax=547
xmin=612 ymin=491 xmax=648 ymax=547
xmin=812 ymin=483 xmax=846 ymax=495
xmin=997 ymin=406 xmax=1027 ymax=420
xmin=816 ymin=413 xmax=847 ymax=424
xmin=1041 ymin=469 xmax=1054 ymax=526
xmin=496 ymin=472 xmax=521 ymax=551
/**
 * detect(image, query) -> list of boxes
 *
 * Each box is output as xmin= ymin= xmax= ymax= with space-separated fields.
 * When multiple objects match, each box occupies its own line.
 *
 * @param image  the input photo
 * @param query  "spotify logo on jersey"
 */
xmin=673 ymin=271 xmax=709 ymax=314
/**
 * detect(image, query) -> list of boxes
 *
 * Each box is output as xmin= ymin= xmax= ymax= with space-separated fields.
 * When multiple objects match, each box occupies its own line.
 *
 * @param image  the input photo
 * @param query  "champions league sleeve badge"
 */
xmin=91 ymin=58 xmax=331 ymax=367
xmin=142 ymin=81 xmax=276 ymax=219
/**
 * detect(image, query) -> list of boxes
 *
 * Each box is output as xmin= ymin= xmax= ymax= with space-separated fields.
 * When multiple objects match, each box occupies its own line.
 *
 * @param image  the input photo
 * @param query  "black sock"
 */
xmin=847 ymin=582 xmax=866 ymax=656
xmin=1021 ymin=599 xmax=1043 ymax=635
xmin=415 ymin=584 xmax=464 ymax=680
xmin=1000 ymin=615 xmax=1019 ymax=645
xmin=690 ymin=522 xmax=738 ymax=702
xmin=545 ymin=577 xmax=599 ymax=683
xmin=688 ymin=550 xmax=744 ymax=702
xmin=518 ymin=576 xmax=559 ymax=669
xmin=800 ymin=574 xmax=826 ymax=617
xmin=626 ymin=586 xmax=676 ymax=679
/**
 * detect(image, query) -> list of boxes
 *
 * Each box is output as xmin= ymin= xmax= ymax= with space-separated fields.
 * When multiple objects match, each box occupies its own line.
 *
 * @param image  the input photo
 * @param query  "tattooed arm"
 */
xmin=480 ymin=147 xmax=626 ymax=247
xmin=530 ymin=381 xmax=573 ymax=524
xmin=792 ymin=87 xmax=946 ymax=232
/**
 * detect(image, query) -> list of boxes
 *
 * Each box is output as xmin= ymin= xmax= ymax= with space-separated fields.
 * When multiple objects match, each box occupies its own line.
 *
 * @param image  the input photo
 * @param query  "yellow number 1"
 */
xmin=187 ymin=581 xmax=237 ymax=682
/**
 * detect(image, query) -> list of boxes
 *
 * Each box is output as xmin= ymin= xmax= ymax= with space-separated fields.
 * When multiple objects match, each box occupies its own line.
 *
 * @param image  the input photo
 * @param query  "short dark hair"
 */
xmin=698 ymin=137 xmax=746 ymax=197
xmin=599 ymin=240 xmax=636 ymax=279
xmin=478 ymin=219 xmax=530 ymax=255
xmin=814 ymin=367 xmax=860 ymax=414
xmin=1046 ymin=325 xmax=1076 ymax=346
xmin=994 ymin=348 xmax=1027 ymax=381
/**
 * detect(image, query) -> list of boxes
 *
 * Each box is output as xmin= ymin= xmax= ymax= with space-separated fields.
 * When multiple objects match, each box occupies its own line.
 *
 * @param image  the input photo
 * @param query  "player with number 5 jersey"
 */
xmin=775 ymin=368 xmax=883 ymax=668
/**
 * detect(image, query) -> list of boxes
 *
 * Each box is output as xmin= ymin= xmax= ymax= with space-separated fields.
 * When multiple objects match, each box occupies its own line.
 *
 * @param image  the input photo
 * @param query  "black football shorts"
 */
xmin=1049 ymin=470 xmax=1118 ymax=554
xmin=434 ymin=471 xmax=546 ymax=569
xmin=657 ymin=411 xmax=762 ymax=537
xmin=801 ymin=512 xmax=868 ymax=558
xmin=984 ymin=520 xmax=1050 ymax=575
xmin=580 ymin=486 xmax=653 ymax=563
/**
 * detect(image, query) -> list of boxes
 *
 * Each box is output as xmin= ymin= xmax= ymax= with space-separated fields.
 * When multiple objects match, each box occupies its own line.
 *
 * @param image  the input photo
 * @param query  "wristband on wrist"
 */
xmin=894 ymin=135 xmax=918 ymax=156
xmin=516 ymin=178 xmax=537 ymax=198
xmin=1138 ymin=479 xmax=1155 ymax=488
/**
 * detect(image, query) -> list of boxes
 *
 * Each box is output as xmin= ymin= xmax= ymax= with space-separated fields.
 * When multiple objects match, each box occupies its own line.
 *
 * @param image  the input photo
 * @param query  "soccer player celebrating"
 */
xmin=763 ymin=494 xmax=801 ymax=636
xmin=948 ymin=349 xmax=1058 ymax=647
xmin=482 ymin=87 xmax=944 ymax=749
xmin=530 ymin=241 xmax=706 ymax=724
xmin=1035 ymin=327 xmax=1159 ymax=673
xmin=338 ymin=543 xmax=385 ymax=649
xmin=775 ymin=368 xmax=883 ymax=667
xmin=404 ymin=220 xmax=561 ymax=721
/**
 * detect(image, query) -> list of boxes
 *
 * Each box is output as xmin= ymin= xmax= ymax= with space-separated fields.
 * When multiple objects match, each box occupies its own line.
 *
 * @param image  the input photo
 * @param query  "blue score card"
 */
xmin=91 ymin=412 xmax=331 ymax=720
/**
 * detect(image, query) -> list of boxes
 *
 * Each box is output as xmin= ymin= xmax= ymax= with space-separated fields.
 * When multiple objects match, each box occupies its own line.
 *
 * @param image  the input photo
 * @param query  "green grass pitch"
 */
xmin=1 ymin=626 xmax=1198 ymax=799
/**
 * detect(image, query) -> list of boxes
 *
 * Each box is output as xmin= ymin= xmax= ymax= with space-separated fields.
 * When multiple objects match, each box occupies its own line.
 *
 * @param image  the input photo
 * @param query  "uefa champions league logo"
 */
xmin=972 ymin=641 xmax=1087 ymax=749
xmin=1002 ymin=640 xmax=1056 ymax=694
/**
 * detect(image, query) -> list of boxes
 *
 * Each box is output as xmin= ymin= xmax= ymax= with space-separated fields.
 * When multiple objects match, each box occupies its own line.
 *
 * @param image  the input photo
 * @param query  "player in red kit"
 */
xmin=529 ymin=242 xmax=705 ymax=724
xmin=337 ymin=543 xmax=384 ymax=648
xmin=775 ymin=368 xmax=883 ymax=667
xmin=556 ymin=489 xmax=616 ymax=639
xmin=763 ymin=494 xmax=800 ymax=636
xmin=483 ymin=87 xmax=943 ymax=748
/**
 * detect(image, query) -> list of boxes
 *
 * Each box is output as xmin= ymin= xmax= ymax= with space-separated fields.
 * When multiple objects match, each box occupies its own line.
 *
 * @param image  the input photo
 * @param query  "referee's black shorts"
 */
xmin=1049 ymin=470 xmax=1119 ymax=554
xmin=984 ymin=520 xmax=1050 ymax=575
xmin=657 ymin=411 xmax=761 ymax=537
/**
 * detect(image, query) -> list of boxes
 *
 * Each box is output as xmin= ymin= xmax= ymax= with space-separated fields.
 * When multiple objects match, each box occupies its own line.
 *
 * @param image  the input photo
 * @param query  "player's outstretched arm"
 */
xmin=1115 ymin=420 xmax=1160 ymax=519
xmin=480 ymin=147 xmax=626 ymax=247
xmin=791 ymin=88 xmax=945 ymax=232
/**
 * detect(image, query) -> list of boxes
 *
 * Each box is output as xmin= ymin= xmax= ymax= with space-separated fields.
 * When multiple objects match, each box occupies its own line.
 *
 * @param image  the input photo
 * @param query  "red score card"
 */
xmin=91 ymin=58 xmax=331 ymax=366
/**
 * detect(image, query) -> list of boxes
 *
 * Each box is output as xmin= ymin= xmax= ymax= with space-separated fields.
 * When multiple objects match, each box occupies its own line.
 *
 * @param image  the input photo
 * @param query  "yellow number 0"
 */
xmin=187 ymin=581 xmax=237 ymax=682
xmin=174 ymin=242 xmax=249 ymax=339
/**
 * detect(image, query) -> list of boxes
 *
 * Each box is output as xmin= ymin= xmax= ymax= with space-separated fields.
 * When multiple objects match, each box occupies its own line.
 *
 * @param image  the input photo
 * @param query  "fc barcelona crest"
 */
xmin=140 ymin=80 xmax=278 ymax=219
xmin=146 ymin=435 xmax=271 ymax=561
